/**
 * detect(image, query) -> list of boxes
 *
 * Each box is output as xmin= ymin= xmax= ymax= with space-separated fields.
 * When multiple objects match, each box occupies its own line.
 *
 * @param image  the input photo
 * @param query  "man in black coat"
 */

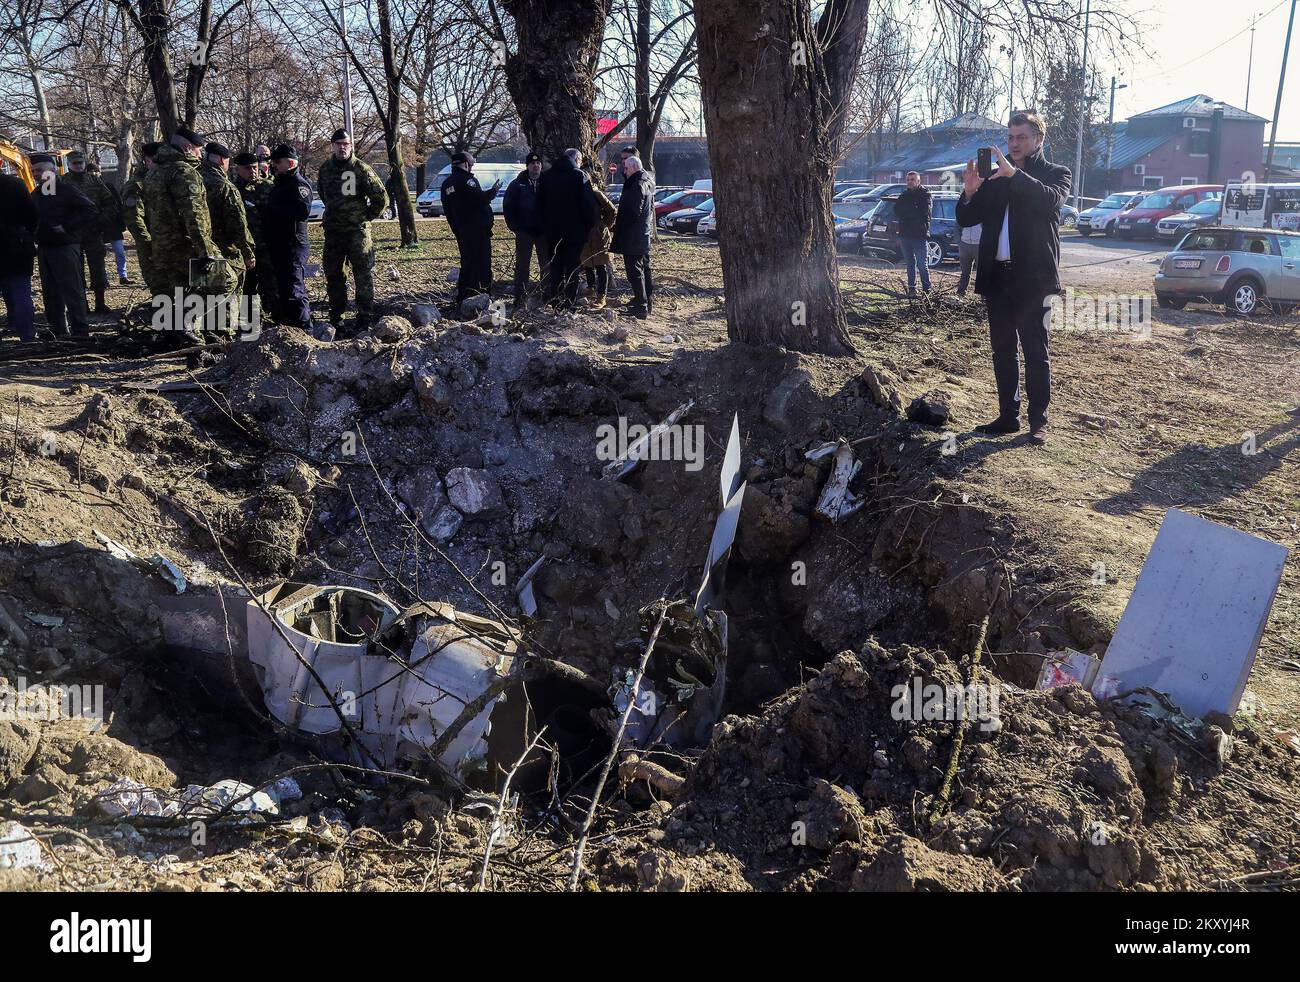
xmin=29 ymin=154 xmax=98 ymax=339
xmin=611 ymin=155 xmax=655 ymax=318
xmin=536 ymin=148 xmax=596 ymax=308
xmin=260 ymin=144 xmax=319 ymax=335
xmin=440 ymin=150 xmax=499 ymax=309
xmin=1 ymin=171 xmax=39 ymax=341
xmin=503 ymin=151 xmax=545 ymax=308
xmin=955 ymin=111 xmax=1071 ymax=444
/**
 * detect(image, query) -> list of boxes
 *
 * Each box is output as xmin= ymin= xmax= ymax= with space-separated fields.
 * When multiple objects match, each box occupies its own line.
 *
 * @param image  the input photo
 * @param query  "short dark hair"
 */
xmin=1009 ymin=111 xmax=1046 ymax=138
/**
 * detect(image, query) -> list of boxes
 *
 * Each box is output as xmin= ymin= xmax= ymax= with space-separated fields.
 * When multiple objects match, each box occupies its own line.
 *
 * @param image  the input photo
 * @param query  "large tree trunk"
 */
xmin=138 ymin=0 xmax=180 ymax=134
xmin=502 ymin=0 xmax=610 ymax=172
xmin=695 ymin=0 xmax=855 ymax=355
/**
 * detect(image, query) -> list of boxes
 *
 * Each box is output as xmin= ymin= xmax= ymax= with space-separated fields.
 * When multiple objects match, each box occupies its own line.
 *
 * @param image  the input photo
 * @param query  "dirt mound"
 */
xmin=658 ymin=644 xmax=1298 ymax=891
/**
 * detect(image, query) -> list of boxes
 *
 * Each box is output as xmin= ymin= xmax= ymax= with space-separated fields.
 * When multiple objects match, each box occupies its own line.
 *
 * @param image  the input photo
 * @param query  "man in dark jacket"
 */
xmin=63 ymin=150 xmax=117 ymax=314
xmin=440 ymin=150 xmax=499 ymax=309
xmin=260 ymin=143 xmax=319 ymax=335
xmin=29 ymin=154 xmax=98 ymax=338
xmin=503 ymin=151 xmax=545 ymax=308
xmin=0 ymin=171 xmax=39 ymax=341
xmin=536 ymin=148 xmax=596 ymax=308
xmin=895 ymin=171 xmax=932 ymax=295
xmin=956 ymin=111 xmax=1071 ymax=445
xmin=611 ymin=155 xmax=655 ymax=318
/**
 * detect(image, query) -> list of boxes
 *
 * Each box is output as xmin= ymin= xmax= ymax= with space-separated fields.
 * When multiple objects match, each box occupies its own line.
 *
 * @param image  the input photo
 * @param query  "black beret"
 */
xmin=269 ymin=143 xmax=297 ymax=161
xmin=29 ymin=153 xmax=55 ymax=165
xmin=205 ymin=142 xmax=231 ymax=159
xmin=232 ymin=151 xmax=257 ymax=166
xmin=141 ymin=142 xmax=162 ymax=157
xmin=330 ymin=128 xmax=350 ymax=143
xmin=173 ymin=125 xmax=204 ymax=146
xmin=525 ymin=152 xmax=542 ymax=164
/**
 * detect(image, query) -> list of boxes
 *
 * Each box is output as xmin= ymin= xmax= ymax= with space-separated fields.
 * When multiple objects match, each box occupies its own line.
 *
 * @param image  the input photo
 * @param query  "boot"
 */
xmin=589 ymin=293 xmax=607 ymax=311
xmin=93 ymin=290 xmax=110 ymax=315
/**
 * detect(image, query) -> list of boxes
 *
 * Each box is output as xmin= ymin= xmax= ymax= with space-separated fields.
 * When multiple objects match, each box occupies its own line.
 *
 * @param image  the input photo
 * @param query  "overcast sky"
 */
xmin=1107 ymin=0 xmax=1297 ymax=139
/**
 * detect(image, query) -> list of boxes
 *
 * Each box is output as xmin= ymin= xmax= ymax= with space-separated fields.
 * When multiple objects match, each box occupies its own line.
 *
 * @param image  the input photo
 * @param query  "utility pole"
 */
xmin=1246 ymin=14 xmax=1258 ymax=111
xmin=340 ymin=0 xmax=354 ymax=134
xmin=1073 ymin=0 xmax=1091 ymax=209
xmin=1106 ymin=76 xmax=1127 ymax=179
xmin=1265 ymin=0 xmax=1297 ymax=181
xmin=1007 ymin=41 xmax=1015 ymax=119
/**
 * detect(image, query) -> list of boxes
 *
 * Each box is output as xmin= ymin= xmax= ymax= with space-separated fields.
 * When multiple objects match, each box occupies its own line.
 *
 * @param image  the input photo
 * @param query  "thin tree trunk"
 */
xmin=633 ymin=0 xmax=653 ymax=170
xmin=502 ymin=0 xmax=611 ymax=175
xmin=695 ymin=0 xmax=855 ymax=355
xmin=138 ymin=0 xmax=179 ymax=134
xmin=817 ymin=0 xmax=872 ymax=158
xmin=376 ymin=0 xmax=417 ymax=244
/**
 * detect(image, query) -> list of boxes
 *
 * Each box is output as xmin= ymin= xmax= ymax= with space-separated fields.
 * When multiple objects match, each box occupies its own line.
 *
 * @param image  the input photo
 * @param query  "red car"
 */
xmin=1113 ymin=185 xmax=1223 ymax=240
xmin=654 ymin=189 xmax=711 ymax=217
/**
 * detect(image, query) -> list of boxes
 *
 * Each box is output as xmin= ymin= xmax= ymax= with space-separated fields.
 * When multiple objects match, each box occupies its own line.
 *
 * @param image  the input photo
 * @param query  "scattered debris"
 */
xmin=601 ymin=400 xmax=695 ymax=482
xmin=514 ymin=556 xmax=546 ymax=618
xmin=1036 ymin=648 xmax=1100 ymax=691
xmin=906 ymin=390 xmax=952 ymax=427
xmin=813 ymin=439 xmax=865 ymax=522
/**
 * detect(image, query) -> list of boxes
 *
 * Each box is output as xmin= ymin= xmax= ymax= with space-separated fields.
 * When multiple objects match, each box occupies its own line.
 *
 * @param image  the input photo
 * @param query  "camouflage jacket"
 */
xmin=121 ymin=162 xmax=151 ymax=247
xmin=200 ymin=161 xmax=255 ymax=265
xmin=63 ymin=169 xmax=118 ymax=241
xmin=317 ymin=154 xmax=388 ymax=232
xmin=234 ymin=173 xmax=275 ymax=245
xmin=142 ymin=143 xmax=217 ymax=260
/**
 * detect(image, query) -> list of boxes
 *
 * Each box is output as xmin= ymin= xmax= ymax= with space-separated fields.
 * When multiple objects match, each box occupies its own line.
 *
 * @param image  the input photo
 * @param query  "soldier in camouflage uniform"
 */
xmin=317 ymin=128 xmax=388 ymax=335
xmin=233 ymin=150 xmax=279 ymax=322
xmin=200 ymin=143 xmax=256 ymax=335
xmin=141 ymin=127 xmax=219 ymax=337
xmin=63 ymin=149 xmax=117 ymax=314
xmin=121 ymin=141 xmax=162 ymax=299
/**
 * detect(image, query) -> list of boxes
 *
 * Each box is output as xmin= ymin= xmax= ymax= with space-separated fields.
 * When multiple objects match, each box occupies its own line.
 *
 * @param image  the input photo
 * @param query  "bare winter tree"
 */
xmin=0 ymin=0 xmax=89 ymax=149
xmin=921 ymin=5 xmax=999 ymax=125
xmin=595 ymin=0 xmax=698 ymax=173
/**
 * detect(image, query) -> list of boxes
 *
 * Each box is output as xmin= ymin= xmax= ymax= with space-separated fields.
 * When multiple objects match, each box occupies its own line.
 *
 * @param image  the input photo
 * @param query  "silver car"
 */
xmin=1154 ymin=198 xmax=1222 ymax=240
xmin=1154 ymin=226 xmax=1300 ymax=315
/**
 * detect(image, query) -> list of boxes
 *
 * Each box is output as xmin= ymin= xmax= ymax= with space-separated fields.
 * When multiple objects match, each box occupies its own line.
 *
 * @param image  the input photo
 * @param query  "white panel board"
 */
xmin=1093 ymin=509 xmax=1289 ymax=718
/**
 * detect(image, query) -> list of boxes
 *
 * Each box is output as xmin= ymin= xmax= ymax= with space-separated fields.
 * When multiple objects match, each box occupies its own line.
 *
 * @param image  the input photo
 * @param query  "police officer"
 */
xmin=63 ymin=149 xmax=117 ymax=314
xmin=318 ymin=128 xmax=388 ymax=336
xmin=233 ymin=150 xmax=278 ymax=323
xmin=199 ymin=142 xmax=256 ymax=336
xmin=141 ymin=126 xmax=220 ymax=338
xmin=121 ymin=141 xmax=162 ymax=299
xmin=440 ymin=150 xmax=498 ymax=310
xmin=260 ymin=143 xmax=320 ymax=336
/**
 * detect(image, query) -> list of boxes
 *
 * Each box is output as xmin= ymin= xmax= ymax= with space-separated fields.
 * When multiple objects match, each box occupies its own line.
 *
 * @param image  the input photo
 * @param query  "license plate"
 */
xmin=873 ymin=223 xmax=887 ymax=231
xmin=1174 ymin=258 xmax=1202 ymax=269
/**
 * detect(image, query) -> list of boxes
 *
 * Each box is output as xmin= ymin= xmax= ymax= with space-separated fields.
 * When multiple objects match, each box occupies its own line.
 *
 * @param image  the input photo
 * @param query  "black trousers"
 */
xmin=623 ymin=253 xmax=652 ymax=308
xmin=546 ymin=239 xmax=584 ymax=306
xmin=982 ymin=264 xmax=1052 ymax=425
xmin=456 ymin=230 xmax=493 ymax=301
xmin=272 ymin=241 xmax=312 ymax=331
xmin=512 ymin=231 xmax=548 ymax=301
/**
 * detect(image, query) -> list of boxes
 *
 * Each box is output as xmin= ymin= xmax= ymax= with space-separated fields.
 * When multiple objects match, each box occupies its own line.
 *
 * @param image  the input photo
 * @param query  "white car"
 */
xmin=416 ymin=186 xmax=442 ymax=217
xmin=697 ymin=210 xmax=717 ymax=237
xmin=1076 ymin=192 xmax=1145 ymax=237
xmin=308 ymin=196 xmax=324 ymax=222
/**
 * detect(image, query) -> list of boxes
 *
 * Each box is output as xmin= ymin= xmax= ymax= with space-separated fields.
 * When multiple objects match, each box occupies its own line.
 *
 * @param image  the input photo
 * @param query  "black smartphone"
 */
xmin=977 ymin=147 xmax=993 ymax=180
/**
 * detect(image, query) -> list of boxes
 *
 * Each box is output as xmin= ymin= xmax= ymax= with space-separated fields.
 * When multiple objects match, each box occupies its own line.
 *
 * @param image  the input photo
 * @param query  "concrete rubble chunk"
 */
xmin=396 ymin=467 xmax=461 ymax=541
xmin=445 ymin=467 xmax=506 ymax=518
xmin=906 ymin=389 xmax=952 ymax=427
xmin=372 ymin=314 xmax=412 ymax=343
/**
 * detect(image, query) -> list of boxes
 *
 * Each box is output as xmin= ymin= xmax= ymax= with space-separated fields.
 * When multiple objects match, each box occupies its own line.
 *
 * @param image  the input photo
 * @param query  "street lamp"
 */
xmin=1106 ymin=77 xmax=1127 ymax=181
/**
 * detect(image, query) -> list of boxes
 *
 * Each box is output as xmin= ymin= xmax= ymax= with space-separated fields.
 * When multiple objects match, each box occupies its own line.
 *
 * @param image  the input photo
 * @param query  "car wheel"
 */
xmin=1227 ymin=278 xmax=1263 ymax=316
xmin=1105 ymin=224 xmax=1115 ymax=237
xmin=1156 ymin=295 xmax=1186 ymax=310
xmin=1078 ymin=228 xmax=1091 ymax=237
xmin=925 ymin=239 xmax=943 ymax=268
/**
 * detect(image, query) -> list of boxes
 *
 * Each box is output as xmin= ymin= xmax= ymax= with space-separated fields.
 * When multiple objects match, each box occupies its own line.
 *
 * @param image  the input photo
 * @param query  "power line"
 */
xmin=1130 ymin=0 xmax=1287 ymax=83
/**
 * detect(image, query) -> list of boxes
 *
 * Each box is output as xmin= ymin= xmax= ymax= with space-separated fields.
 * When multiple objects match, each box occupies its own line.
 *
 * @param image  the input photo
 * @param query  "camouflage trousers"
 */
xmin=148 ymin=253 xmax=245 ymax=339
xmin=323 ymin=225 xmax=376 ymax=327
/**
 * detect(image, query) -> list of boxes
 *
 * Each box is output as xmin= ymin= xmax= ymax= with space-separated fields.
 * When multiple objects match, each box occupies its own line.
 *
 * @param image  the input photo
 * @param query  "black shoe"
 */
xmin=974 ymin=416 xmax=1020 ymax=435
xmin=119 ymin=276 xmax=133 ymax=285
xmin=93 ymin=304 xmax=111 ymax=315
xmin=1028 ymin=422 xmax=1050 ymax=445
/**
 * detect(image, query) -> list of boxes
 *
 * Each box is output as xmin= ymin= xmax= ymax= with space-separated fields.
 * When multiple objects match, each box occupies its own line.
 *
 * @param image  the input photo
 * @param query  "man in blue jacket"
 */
xmin=956 ymin=111 xmax=1071 ymax=445
xmin=503 ymin=152 xmax=545 ymax=309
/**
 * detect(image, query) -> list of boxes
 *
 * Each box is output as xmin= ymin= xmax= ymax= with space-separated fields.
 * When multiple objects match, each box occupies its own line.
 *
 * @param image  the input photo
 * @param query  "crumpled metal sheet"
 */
xmin=813 ymin=439 xmax=864 ymax=522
